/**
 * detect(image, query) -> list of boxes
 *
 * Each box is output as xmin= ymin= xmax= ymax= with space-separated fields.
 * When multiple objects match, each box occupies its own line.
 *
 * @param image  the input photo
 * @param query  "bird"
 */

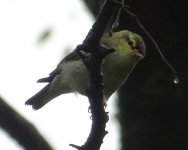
xmin=25 ymin=30 xmax=146 ymax=110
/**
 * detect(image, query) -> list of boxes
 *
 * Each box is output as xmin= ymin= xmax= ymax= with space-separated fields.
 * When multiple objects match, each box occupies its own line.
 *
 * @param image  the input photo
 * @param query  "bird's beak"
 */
xmin=130 ymin=49 xmax=144 ymax=60
xmin=130 ymin=41 xmax=146 ymax=61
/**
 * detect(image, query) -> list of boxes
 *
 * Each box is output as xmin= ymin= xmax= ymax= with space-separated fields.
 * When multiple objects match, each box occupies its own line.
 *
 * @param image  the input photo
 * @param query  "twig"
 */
xmin=113 ymin=0 xmax=178 ymax=82
xmin=122 ymin=5 xmax=178 ymax=82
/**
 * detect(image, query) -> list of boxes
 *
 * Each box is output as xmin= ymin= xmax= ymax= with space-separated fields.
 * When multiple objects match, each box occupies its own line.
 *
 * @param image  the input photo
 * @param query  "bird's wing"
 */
xmin=37 ymin=50 xmax=80 ymax=83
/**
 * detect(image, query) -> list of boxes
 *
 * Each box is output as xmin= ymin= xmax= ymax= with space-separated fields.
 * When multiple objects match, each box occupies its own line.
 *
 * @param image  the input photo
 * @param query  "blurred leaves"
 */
xmin=37 ymin=28 xmax=52 ymax=44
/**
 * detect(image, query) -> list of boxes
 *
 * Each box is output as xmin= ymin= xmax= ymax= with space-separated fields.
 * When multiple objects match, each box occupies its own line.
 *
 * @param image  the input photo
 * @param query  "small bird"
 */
xmin=25 ymin=30 xmax=146 ymax=110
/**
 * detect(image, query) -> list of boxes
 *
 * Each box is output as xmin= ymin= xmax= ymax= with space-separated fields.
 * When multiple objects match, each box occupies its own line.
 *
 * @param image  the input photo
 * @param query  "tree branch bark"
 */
xmin=70 ymin=0 xmax=121 ymax=149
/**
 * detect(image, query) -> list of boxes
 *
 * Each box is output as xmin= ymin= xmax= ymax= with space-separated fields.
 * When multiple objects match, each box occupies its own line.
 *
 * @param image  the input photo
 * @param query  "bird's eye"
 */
xmin=128 ymin=40 xmax=133 ymax=47
xmin=128 ymin=39 xmax=136 ymax=49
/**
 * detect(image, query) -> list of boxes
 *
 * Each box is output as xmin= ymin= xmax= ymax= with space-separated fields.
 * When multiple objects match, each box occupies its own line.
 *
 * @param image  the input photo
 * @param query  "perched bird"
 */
xmin=25 ymin=30 xmax=146 ymax=110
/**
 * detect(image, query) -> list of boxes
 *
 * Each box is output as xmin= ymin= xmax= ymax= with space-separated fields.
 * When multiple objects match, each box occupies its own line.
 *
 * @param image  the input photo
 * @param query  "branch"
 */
xmin=70 ymin=0 xmax=120 ymax=149
xmin=0 ymin=97 xmax=53 ymax=150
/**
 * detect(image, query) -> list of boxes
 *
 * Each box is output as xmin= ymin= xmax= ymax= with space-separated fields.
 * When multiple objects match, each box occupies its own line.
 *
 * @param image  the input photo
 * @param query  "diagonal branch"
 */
xmin=0 ymin=97 xmax=53 ymax=150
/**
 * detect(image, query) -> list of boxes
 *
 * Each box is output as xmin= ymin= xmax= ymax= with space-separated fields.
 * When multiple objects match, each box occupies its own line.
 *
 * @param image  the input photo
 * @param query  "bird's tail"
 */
xmin=25 ymin=84 xmax=56 ymax=110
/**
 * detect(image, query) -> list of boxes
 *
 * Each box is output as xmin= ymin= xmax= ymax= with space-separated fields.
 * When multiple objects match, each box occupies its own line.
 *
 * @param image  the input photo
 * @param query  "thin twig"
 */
xmin=113 ymin=0 xmax=178 ymax=82
xmin=122 ymin=6 xmax=178 ymax=81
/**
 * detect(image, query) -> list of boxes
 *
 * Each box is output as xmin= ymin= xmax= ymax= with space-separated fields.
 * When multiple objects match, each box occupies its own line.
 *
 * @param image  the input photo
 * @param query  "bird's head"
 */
xmin=101 ymin=30 xmax=146 ymax=61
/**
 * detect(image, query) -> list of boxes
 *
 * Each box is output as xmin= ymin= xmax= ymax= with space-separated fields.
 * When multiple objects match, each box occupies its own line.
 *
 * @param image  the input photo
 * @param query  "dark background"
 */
xmin=84 ymin=0 xmax=188 ymax=149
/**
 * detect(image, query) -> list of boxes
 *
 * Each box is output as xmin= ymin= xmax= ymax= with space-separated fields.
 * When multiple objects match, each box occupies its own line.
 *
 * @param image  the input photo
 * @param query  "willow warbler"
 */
xmin=25 ymin=30 xmax=146 ymax=110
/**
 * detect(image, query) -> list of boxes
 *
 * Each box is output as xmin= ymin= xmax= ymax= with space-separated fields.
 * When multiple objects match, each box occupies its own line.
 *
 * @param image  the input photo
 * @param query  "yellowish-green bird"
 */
xmin=25 ymin=30 xmax=146 ymax=110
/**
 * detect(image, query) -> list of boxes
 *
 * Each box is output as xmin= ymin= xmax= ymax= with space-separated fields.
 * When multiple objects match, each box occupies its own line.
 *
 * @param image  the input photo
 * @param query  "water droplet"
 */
xmin=174 ymin=75 xmax=179 ymax=84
